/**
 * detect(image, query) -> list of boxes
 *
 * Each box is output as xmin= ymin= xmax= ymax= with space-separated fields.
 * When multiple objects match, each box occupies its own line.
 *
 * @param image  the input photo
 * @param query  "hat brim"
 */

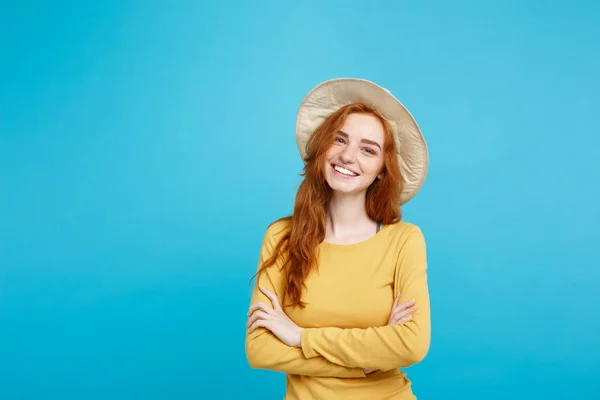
xmin=295 ymin=78 xmax=428 ymax=205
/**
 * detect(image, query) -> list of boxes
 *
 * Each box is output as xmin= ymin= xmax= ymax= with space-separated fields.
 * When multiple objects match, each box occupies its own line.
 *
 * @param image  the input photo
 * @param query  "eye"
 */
xmin=362 ymin=148 xmax=376 ymax=155
xmin=335 ymin=136 xmax=346 ymax=144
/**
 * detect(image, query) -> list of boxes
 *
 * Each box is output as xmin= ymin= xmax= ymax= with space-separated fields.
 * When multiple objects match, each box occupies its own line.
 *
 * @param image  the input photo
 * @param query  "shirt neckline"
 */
xmin=319 ymin=223 xmax=390 ymax=251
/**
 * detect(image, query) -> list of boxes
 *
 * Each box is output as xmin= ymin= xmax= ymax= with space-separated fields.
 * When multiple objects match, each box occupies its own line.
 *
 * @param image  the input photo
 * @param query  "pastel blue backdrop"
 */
xmin=1 ymin=1 xmax=599 ymax=399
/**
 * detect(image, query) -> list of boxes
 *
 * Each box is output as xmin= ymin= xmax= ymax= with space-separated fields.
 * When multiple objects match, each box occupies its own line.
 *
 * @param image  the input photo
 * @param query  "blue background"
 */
xmin=1 ymin=1 xmax=599 ymax=399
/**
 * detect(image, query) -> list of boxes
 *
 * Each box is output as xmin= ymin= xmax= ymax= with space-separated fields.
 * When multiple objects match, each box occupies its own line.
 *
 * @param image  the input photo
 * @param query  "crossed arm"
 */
xmin=244 ymin=225 xmax=431 ymax=377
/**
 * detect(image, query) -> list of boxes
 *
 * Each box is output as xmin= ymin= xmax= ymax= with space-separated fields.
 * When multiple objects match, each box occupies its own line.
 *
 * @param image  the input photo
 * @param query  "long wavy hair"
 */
xmin=254 ymin=102 xmax=404 ymax=308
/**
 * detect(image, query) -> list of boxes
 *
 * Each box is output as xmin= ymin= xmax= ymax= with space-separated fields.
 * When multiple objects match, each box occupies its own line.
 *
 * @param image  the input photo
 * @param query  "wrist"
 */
xmin=294 ymin=327 xmax=305 ymax=347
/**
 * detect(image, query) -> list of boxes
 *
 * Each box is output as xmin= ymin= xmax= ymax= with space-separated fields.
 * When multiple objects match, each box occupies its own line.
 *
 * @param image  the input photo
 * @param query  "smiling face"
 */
xmin=324 ymin=112 xmax=386 ymax=196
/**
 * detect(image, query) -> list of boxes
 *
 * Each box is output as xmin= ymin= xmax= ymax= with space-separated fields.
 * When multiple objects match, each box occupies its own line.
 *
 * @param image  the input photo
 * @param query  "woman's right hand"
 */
xmin=364 ymin=295 xmax=417 ymax=375
xmin=387 ymin=294 xmax=417 ymax=325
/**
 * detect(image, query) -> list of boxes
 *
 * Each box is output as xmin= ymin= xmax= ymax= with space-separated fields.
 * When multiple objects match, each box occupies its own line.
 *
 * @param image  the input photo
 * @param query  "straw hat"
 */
xmin=295 ymin=78 xmax=428 ymax=205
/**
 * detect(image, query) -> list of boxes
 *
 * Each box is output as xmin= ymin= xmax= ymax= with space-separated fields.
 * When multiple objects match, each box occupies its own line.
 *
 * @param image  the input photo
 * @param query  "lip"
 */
xmin=331 ymin=163 xmax=360 ymax=178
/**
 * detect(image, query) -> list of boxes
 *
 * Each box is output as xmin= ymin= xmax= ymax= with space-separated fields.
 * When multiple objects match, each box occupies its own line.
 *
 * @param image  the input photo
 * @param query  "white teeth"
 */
xmin=334 ymin=165 xmax=357 ymax=176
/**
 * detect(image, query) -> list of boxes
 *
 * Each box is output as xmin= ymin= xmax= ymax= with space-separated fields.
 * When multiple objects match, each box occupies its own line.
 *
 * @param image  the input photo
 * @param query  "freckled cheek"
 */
xmin=361 ymin=160 xmax=383 ymax=177
xmin=323 ymin=149 xmax=334 ymax=162
xmin=326 ymin=147 xmax=343 ymax=159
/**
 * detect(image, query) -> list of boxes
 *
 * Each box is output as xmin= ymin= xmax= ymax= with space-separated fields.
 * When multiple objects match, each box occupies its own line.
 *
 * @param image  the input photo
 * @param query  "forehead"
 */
xmin=340 ymin=113 xmax=385 ymax=143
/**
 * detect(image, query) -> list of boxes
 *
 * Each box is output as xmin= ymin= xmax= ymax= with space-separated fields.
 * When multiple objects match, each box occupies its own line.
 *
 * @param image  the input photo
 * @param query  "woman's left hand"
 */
xmin=247 ymin=286 xmax=304 ymax=348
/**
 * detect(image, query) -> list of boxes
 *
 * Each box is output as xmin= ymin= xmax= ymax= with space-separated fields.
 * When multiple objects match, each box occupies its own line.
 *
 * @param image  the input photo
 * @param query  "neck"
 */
xmin=326 ymin=191 xmax=373 ymax=237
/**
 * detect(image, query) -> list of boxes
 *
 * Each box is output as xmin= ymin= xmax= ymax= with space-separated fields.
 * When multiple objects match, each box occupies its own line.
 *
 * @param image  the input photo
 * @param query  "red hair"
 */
xmin=254 ymin=102 xmax=404 ymax=308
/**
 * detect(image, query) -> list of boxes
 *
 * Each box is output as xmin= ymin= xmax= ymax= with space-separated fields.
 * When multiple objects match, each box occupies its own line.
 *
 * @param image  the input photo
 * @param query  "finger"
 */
xmin=247 ymin=302 xmax=263 ymax=316
xmin=392 ymin=299 xmax=416 ymax=312
xmin=247 ymin=302 xmax=273 ymax=316
xmin=260 ymin=285 xmax=282 ymax=310
xmin=259 ymin=286 xmax=280 ymax=309
xmin=391 ymin=309 xmax=415 ymax=324
xmin=390 ymin=310 xmax=415 ymax=325
xmin=392 ymin=305 xmax=417 ymax=320
xmin=246 ymin=313 xmax=259 ymax=328
xmin=247 ymin=318 xmax=270 ymax=334
xmin=400 ymin=299 xmax=416 ymax=308
xmin=392 ymin=293 xmax=401 ymax=309
xmin=393 ymin=314 xmax=413 ymax=325
xmin=393 ymin=304 xmax=417 ymax=315
xmin=246 ymin=310 xmax=271 ymax=328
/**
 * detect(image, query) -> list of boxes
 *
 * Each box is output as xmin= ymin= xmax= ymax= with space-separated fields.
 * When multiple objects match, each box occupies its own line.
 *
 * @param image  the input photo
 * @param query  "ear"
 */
xmin=377 ymin=171 xmax=385 ymax=180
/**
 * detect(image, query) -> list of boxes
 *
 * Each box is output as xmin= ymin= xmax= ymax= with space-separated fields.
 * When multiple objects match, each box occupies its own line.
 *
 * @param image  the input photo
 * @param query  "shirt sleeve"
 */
xmin=245 ymin=222 xmax=367 ymax=378
xmin=299 ymin=226 xmax=431 ymax=371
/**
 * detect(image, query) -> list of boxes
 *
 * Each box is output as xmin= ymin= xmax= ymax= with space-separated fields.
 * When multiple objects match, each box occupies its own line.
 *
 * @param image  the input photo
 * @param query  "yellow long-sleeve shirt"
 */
xmin=246 ymin=219 xmax=431 ymax=400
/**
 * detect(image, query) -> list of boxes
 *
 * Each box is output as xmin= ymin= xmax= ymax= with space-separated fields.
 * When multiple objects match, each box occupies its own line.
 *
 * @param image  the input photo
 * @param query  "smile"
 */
xmin=332 ymin=164 xmax=359 ymax=177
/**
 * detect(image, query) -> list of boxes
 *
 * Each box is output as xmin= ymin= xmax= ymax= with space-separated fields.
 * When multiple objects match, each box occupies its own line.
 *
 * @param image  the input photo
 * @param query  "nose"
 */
xmin=339 ymin=145 xmax=358 ymax=164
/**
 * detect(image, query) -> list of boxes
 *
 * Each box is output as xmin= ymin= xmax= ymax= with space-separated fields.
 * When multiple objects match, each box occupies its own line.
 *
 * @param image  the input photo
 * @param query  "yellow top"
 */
xmin=245 ymin=219 xmax=431 ymax=400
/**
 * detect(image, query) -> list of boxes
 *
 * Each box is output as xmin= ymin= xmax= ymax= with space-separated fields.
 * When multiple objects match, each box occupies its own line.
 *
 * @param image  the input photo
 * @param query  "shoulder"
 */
xmin=258 ymin=217 xmax=292 ymax=262
xmin=263 ymin=217 xmax=292 ymax=243
xmin=386 ymin=220 xmax=425 ymax=238
xmin=385 ymin=220 xmax=427 ymax=249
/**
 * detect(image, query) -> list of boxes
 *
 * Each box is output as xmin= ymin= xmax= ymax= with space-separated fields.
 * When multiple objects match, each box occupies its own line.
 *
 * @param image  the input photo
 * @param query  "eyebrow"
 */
xmin=338 ymin=131 xmax=382 ymax=150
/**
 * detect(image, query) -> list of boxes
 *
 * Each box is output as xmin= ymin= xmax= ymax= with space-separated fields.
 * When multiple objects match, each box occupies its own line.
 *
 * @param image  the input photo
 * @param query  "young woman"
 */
xmin=245 ymin=78 xmax=430 ymax=400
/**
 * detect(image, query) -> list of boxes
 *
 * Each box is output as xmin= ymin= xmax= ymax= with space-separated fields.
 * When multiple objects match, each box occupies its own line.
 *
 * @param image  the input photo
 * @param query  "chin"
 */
xmin=326 ymin=180 xmax=364 ymax=195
